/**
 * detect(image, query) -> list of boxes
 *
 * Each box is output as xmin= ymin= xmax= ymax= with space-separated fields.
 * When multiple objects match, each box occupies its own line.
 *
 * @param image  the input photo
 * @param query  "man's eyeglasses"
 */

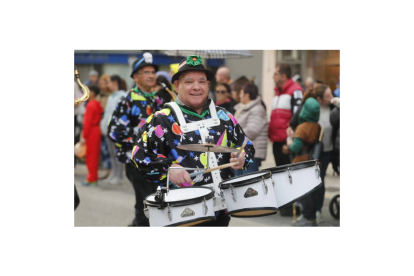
xmin=138 ymin=71 xmax=156 ymax=76
xmin=215 ymin=90 xmax=227 ymax=94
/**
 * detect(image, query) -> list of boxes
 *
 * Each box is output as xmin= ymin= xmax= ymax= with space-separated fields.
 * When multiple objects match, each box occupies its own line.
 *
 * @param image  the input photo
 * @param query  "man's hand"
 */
xmin=230 ymin=152 xmax=245 ymax=170
xmin=168 ymin=164 xmax=193 ymax=187
xmin=282 ymin=144 xmax=290 ymax=155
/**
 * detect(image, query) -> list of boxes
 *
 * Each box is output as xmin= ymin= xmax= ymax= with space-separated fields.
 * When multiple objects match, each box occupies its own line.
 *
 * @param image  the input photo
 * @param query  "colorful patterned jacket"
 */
xmin=131 ymin=98 xmax=255 ymax=187
xmin=107 ymin=86 xmax=165 ymax=163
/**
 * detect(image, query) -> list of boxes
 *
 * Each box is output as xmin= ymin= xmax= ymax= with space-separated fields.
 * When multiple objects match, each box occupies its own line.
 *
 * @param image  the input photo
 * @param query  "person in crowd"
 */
xmin=286 ymin=84 xmax=334 ymax=223
xmin=293 ymin=74 xmax=304 ymax=90
xmin=333 ymin=76 xmax=340 ymax=97
xmin=156 ymin=70 xmax=172 ymax=84
xmin=152 ymin=74 xmax=175 ymax=103
xmin=314 ymin=84 xmax=333 ymax=223
xmin=215 ymin=67 xmax=234 ymax=88
xmin=108 ymin=52 xmax=167 ymax=226
xmin=269 ymin=63 xmax=303 ymax=167
xmin=304 ymin=76 xmax=314 ymax=91
xmin=84 ymin=69 xmax=99 ymax=86
xmin=268 ymin=63 xmax=304 ymax=216
xmin=233 ymin=83 xmax=268 ymax=176
xmin=74 ymin=81 xmax=85 ymax=165
xmin=97 ymin=74 xmax=111 ymax=110
xmin=330 ymin=98 xmax=340 ymax=175
xmin=230 ymin=76 xmax=250 ymax=104
xmin=131 ymin=55 xmax=255 ymax=227
xmin=215 ymin=83 xmax=236 ymax=114
xmin=96 ymin=74 xmax=112 ymax=178
xmin=287 ymin=86 xmax=314 ymax=136
xmin=314 ymin=79 xmax=324 ymax=89
xmin=100 ymin=75 xmax=127 ymax=185
xmin=286 ymin=96 xmax=321 ymax=226
xmin=80 ymin=85 xmax=103 ymax=186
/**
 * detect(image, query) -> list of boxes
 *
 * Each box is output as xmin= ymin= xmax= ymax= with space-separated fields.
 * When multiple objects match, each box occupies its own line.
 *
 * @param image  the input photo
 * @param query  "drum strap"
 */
xmin=165 ymin=101 xmax=226 ymax=211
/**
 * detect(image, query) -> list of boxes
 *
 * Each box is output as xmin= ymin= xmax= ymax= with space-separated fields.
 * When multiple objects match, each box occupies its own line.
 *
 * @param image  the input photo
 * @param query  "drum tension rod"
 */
xmin=154 ymin=187 xmax=168 ymax=210
xmin=288 ymin=168 xmax=292 ymax=184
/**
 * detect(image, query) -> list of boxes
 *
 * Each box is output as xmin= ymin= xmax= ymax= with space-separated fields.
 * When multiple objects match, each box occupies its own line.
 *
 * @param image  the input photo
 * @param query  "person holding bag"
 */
xmin=287 ymin=97 xmax=321 ymax=163
xmin=286 ymin=96 xmax=321 ymax=226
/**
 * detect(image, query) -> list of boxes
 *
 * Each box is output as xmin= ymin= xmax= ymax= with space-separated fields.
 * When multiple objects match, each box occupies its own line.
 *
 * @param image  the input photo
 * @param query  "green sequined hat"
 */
xmin=171 ymin=55 xmax=214 ymax=83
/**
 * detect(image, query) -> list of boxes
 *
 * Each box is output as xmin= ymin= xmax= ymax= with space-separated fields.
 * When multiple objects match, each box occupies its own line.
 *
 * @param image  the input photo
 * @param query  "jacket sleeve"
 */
xmin=330 ymin=106 xmax=340 ymax=129
xmin=130 ymin=113 xmax=175 ymax=184
xmin=107 ymin=96 xmax=135 ymax=149
xmin=291 ymin=90 xmax=303 ymax=114
xmin=290 ymin=103 xmax=303 ymax=131
xmin=228 ymin=112 xmax=255 ymax=170
xmin=241 ymin=105 xmax=267 ymax=141
xmin=289 ymin=137 xmax=304 ymax=153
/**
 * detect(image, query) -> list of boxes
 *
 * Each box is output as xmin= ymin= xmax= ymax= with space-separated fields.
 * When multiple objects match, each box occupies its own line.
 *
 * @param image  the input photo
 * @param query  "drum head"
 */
xmin=263 ymin=160 xmax=319 ymax=174
xmin=219 ymin=170 xmax=271 ymax=189
xmin=145 ymin=187 xmax=214 ymax=207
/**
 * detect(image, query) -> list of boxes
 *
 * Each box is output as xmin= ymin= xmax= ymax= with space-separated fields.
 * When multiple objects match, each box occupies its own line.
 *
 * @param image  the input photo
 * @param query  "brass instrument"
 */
xmin=74 ymin=68 xmax=90 ymax=106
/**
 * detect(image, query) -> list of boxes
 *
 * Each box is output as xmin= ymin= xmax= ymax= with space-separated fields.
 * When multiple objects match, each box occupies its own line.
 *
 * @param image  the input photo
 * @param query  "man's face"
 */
xmin=133 ymin=65 xmax=157 ymax=91
xmin=273 ymin=67 xmax=286 ymax=88
xmin=174 ymin=71 xmax=210 ymax=112
xmin=322 ymin=88 xmax=333 ymax=106
xmin=215 ymin=71 xmax=226 ymax=83
xmin=90 ymin=75 xmax=98 ymax=84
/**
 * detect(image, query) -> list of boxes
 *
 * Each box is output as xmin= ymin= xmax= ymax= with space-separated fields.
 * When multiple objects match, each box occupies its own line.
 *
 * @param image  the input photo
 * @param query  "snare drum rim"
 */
xmin=145 ymin=186 xmax=215 ymax=208
xmin=263 ymin=160 xmax=319 ymax=174
xmin=219 ymin=170 xmax=272 ymax=189
xmin=228 ymin=207 xmax=278 ymax=218
xmin=165 ymin=216 xmax=217 ymax=227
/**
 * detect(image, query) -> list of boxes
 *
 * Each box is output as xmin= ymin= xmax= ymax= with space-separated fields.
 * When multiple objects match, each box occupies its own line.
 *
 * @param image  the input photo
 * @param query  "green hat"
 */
xmin=171 ymin=55 xmax=214 ymax=83
xmin=299 ymin=97 xmax=320 ymax=124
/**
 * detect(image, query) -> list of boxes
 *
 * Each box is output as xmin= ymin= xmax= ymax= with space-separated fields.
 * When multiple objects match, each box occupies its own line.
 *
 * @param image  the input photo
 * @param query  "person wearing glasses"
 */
xmin=214 ymin=82 xmax=235 ymax=114
xmin=107 ymin=52 xmax=166 ymax=226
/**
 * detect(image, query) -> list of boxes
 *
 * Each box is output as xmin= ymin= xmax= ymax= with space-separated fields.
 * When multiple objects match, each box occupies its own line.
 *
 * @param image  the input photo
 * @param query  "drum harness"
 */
xmin=164 ymin=101 xmax=227 ymax=212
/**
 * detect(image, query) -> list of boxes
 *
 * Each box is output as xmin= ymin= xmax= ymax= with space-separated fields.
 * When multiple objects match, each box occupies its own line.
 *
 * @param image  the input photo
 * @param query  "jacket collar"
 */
xmin=176 ymin=96 xmax=212 ymax=115
xmin=274 ymin=78 xmax=294 ymax=96
xmin=235 ymin=96 xmax=262 ymax=112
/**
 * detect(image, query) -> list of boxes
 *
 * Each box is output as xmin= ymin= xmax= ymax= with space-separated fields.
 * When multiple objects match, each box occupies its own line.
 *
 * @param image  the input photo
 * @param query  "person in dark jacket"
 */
xmin=330 ymin=104 xmax=340 ymax=175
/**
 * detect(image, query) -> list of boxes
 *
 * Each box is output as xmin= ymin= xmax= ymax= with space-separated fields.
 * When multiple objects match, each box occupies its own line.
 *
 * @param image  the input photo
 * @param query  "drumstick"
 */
xmin=235 ymin=138 xmax=248 ymax=158
xmin=189 ymin=162 xmax=239 ymax=178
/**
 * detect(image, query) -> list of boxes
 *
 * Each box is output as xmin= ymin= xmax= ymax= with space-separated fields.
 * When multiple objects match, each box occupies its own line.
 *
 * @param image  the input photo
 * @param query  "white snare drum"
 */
xmin=265 ymin=160 xmax=322 ymax=210
xmin=144 ymin=187 xmax=216 ymax=227
xmin=219 ymin=171 xmax=278 ymax=217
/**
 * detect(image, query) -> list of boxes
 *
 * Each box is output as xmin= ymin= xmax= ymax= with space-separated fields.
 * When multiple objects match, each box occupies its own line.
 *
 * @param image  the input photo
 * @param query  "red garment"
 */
xmin=268 ymin=79 xmax=303 ymax=142
xmin=82 ymin=100 xmax=103 ymax=182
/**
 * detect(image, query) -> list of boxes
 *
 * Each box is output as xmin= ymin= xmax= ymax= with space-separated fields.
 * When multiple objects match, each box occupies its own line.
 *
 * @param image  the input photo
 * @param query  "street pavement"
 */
xmin=75 ymin=144 xmax=340 ymax=227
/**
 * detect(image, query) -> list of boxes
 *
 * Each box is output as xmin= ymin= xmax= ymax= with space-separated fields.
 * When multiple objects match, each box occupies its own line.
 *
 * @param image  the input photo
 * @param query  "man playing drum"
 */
xmin=131 ymin=55 xmax=255 ymax=226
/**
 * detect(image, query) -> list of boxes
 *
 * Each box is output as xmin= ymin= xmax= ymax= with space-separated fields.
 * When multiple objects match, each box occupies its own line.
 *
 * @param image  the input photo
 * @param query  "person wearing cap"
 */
xmin=107 ymin=52 xmax=168 ymax=226
xmin=130 ymin=55 xmax=255 ymax=227
xmin=84 ymin=69 xmax=99 ymax=86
